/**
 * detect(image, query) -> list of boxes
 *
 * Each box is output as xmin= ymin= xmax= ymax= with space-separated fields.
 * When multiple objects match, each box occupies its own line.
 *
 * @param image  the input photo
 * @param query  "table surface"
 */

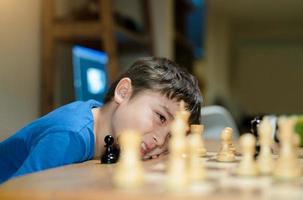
xmin=0 ymin=140 xmax=302 ymax=200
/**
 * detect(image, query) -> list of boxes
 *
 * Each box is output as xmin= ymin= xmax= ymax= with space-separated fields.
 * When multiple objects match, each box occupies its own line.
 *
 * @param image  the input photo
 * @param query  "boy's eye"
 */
xmin=157 ymin=113 xmax=167 ymax=124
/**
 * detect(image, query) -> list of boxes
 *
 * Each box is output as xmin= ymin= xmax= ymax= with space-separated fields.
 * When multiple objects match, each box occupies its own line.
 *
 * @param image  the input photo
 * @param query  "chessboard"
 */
xmin=0 ymin=106 xmax=302 ymax=200
xmin=142 ymin=150 xmax=303 ymax=200
xmin=0 ymin=139 xmax=302 ymax=200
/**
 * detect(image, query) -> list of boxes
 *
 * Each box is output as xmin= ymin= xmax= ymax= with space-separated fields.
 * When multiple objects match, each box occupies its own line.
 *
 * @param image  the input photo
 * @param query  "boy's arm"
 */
xmin=13 ymin=131 xmax=86 ymax=177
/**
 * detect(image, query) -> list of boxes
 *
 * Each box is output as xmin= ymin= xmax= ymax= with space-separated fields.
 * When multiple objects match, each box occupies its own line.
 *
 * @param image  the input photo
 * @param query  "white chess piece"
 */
xmin=188 ymin=126 xmax=206 ymax=182
xmin=273 ymin=117 xmax=302 ymax=179
xmin=217 ymin=128 xmax=236 ymax=162
xmin=113 ymin=130 xmax=144 ymax=188
xmin=237 ymin=133 xmax=258 ymax=176
xmin=190 ymin=124 xmax=207 ymax=157
xmin=167 ymin=109 xmax=189 ymax=191
xmin=225 ymin=127 xmax=236 ymax=154
xmin=257 ymin=117 xmax=275 ymax=175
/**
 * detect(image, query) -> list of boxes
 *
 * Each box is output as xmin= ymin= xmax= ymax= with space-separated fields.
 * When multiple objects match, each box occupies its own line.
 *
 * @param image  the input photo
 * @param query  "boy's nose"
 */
xmin=152 ymin=132 xmax=166 ymax=146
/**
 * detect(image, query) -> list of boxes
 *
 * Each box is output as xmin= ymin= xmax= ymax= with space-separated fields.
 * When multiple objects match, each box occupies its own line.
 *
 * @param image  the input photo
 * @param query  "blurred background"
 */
xmin=1 ymin=0 xmax=303 ymax=141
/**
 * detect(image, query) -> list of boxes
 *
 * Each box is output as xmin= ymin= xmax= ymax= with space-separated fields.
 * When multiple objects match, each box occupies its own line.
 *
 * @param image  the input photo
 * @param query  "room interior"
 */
xmin=1 ymin=0 xmax=303 ymax=141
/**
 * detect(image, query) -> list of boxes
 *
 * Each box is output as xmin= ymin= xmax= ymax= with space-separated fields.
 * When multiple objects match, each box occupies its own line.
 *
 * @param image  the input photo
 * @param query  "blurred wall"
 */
xmin=0 ymin=0 xmax=40 ymax=141
xmin=205 ymin=0 xmax=303 ymax=119
xmin=150 ymin=0 xmax=174 ymax=59
xmin=232 ymin=23 xmax=303 ymax=115
xmin=205 ymin=10 xmax=231 ymax=104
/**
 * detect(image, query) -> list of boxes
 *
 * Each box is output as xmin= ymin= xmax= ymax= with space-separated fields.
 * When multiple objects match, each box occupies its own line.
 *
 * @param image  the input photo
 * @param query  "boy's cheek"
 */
xmin=118 ymin=108 xmax=153 ymax=129
xmin=144 ymin=145 xmax=168 ymax=158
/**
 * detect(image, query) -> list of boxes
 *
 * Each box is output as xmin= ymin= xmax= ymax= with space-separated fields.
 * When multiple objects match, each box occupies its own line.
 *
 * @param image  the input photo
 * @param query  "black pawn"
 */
xmin=101 ymin=135 xmax=119 ymax=164
xmin=251 ymin=116 xmax=262 ymax=157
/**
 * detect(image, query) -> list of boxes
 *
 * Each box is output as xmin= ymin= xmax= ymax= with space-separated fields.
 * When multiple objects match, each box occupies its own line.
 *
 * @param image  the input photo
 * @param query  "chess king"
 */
xmin=0 ymin=57 xmax=202 ymax=184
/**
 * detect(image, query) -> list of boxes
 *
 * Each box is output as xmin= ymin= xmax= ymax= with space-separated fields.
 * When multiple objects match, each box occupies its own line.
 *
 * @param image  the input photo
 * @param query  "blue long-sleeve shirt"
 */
xmin=0 ymin=100 xmax=101 ymax=184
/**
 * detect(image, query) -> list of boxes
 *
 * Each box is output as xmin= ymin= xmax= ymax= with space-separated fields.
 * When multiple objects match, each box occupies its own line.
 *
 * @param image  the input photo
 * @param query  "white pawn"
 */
xmin=190 ymin=124 xmax=207 ymax=157
xmin=257 ymin=117 xmax=275 ymax=175
xmin=237 ymin=133 xmax=258 ymax=176
xmin=188 ymin=125 xmax=206 ymax=182
xmin=273 ymin=117 xmax=302 ymax=179
xmin=225 ymin=127 xmax=236 ymax=154
xmin=166 ymin=110 xmax=189 ymax=191
xmin=217 ymin=128 xmax=236 ymax=162
xmin=113 ymin=130 xmax=144 ymax=188
xmin=179 ymin=101 xmax=190 ymax=159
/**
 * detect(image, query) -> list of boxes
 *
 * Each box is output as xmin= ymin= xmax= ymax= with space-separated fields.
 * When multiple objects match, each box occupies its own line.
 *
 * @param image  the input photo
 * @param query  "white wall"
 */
xmin=0 ymin=0 xmax=40 ymax=141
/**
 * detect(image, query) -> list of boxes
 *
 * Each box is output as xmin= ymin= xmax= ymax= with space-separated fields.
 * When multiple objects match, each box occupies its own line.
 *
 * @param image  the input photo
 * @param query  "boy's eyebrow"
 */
xmin=161 ymin=105 xmax=174 ymax=120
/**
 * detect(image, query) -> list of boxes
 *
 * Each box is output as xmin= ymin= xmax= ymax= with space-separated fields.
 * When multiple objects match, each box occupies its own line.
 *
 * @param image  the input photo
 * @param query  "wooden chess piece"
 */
xmin=167 ymin=110 xmax=189 ymax=191
xmin=217 ymin=128 xmax=236 ymax=162
xmin=237 ymin=133 xmax=258 ymax=176
xmin=225 ymin=127 xmax=236 ymax=154
xmin=113 ymin=130 xmax=144 ymax=188
xmin=273 ymin=117 xmax=302 ymax=179
xmin=256 ymin=117 xmax=274 ymax=175
xmin=178 ymin=100 xmax=190 ymax=159
xmin=251 ymin=116 xmax=262 ymax=156
xmin=190 ymin=124 xmax=207 ymax=157
xmin=188 ymin=130 xmax=206 ymax=182
xmin=101 ymin=135 xmax=119 ymax=164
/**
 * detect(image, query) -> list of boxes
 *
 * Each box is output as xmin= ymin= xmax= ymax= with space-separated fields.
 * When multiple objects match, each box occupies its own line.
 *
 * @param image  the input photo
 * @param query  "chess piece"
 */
xmin=256 ymin=117 xmax=275 ymax=175
xmin=251 ymin=116 xmax=262 ymax=137
xmin=251 ymin=116 xmax=262 ymax=156
xmin=166 ymin=110 xmax=189 ymax=191
xmin=188 ymin=130 xmax=206 ymax=182
xmin=237 ymin=133 xmax=258 ymax=176
xmin=179 ymin=100 xmax=190 ymax=132
xmin=113 ymin=130 xmax=144 ymax=188
xmin=101 ymin=135 xmax=120 ymax=164
xmin=190 ymin=124 xmax=207 ymax=157
xmin=273 ymin=117 xmax=302 ymax=179
xmin=216 ymin=128 xmax=236 ymax=162
xmin=225 ymin=127 xmax=236 ymax=154
xmin=178 ymin=101 xmax=190 ymax=159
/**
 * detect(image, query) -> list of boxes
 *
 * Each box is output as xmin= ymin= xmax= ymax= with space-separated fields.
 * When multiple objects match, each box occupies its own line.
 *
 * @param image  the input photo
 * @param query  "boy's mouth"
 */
xmin=140 ymin=142 xmax=149 ymax=155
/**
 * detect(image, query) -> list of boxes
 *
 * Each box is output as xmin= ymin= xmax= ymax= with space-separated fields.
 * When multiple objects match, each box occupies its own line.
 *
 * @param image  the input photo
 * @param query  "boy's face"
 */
xmin=111 ymin=78 xmax=180 ymax=160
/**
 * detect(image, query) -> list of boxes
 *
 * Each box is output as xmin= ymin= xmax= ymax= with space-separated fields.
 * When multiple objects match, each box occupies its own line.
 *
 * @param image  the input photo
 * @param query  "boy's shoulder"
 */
xmin=55 ymin=100 xmax=102 ymax=113
xmin=36 ymin=99 xmax=102 ymax=132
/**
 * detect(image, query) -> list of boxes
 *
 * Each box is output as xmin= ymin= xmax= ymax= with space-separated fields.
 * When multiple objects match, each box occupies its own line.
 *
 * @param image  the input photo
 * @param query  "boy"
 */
xmin=0 ymin=57 xmax=202 ymax=184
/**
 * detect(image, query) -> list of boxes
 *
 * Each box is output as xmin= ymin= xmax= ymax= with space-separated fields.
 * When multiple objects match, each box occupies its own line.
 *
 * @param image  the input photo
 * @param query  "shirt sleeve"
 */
xmin=13 ymin=131 xmax=86 ymax=177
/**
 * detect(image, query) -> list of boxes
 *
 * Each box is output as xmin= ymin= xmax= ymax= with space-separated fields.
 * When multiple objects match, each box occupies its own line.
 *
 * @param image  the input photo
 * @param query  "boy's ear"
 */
xmin=114 ymin=77 xmax=133 ymax=104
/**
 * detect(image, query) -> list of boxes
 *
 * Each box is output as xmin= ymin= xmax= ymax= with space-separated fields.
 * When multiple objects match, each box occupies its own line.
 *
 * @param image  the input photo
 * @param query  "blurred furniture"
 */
xmin=201 ymin=105 xmax=239 ymax=139
xmin=41 ymin=0 xmax=153 ymax=114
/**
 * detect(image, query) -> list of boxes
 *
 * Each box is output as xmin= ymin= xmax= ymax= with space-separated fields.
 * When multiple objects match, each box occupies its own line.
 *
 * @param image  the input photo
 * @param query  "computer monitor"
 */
xmin=72 ymin=45 xmax=108 ymax=103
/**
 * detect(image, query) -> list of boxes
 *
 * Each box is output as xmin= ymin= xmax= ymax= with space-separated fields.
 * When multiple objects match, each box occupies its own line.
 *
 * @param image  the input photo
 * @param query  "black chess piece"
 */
xmin=250 ymin=116 xmax=262 ymax=137
xmin=251 ymin=116 xmax=262 ymax=157
xmin=101 ymin=135 xmax=120 ymax=164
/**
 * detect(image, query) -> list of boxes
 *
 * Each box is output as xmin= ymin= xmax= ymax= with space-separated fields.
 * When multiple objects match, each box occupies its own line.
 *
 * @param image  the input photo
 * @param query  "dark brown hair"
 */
xmin=104 ymin=57 xmax=203 ymax=124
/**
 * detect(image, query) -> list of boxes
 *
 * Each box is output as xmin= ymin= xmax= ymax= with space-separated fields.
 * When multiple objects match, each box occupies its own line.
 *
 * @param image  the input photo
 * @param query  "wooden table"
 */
xmin=0 ymin=140 xmax=302 ymax=200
